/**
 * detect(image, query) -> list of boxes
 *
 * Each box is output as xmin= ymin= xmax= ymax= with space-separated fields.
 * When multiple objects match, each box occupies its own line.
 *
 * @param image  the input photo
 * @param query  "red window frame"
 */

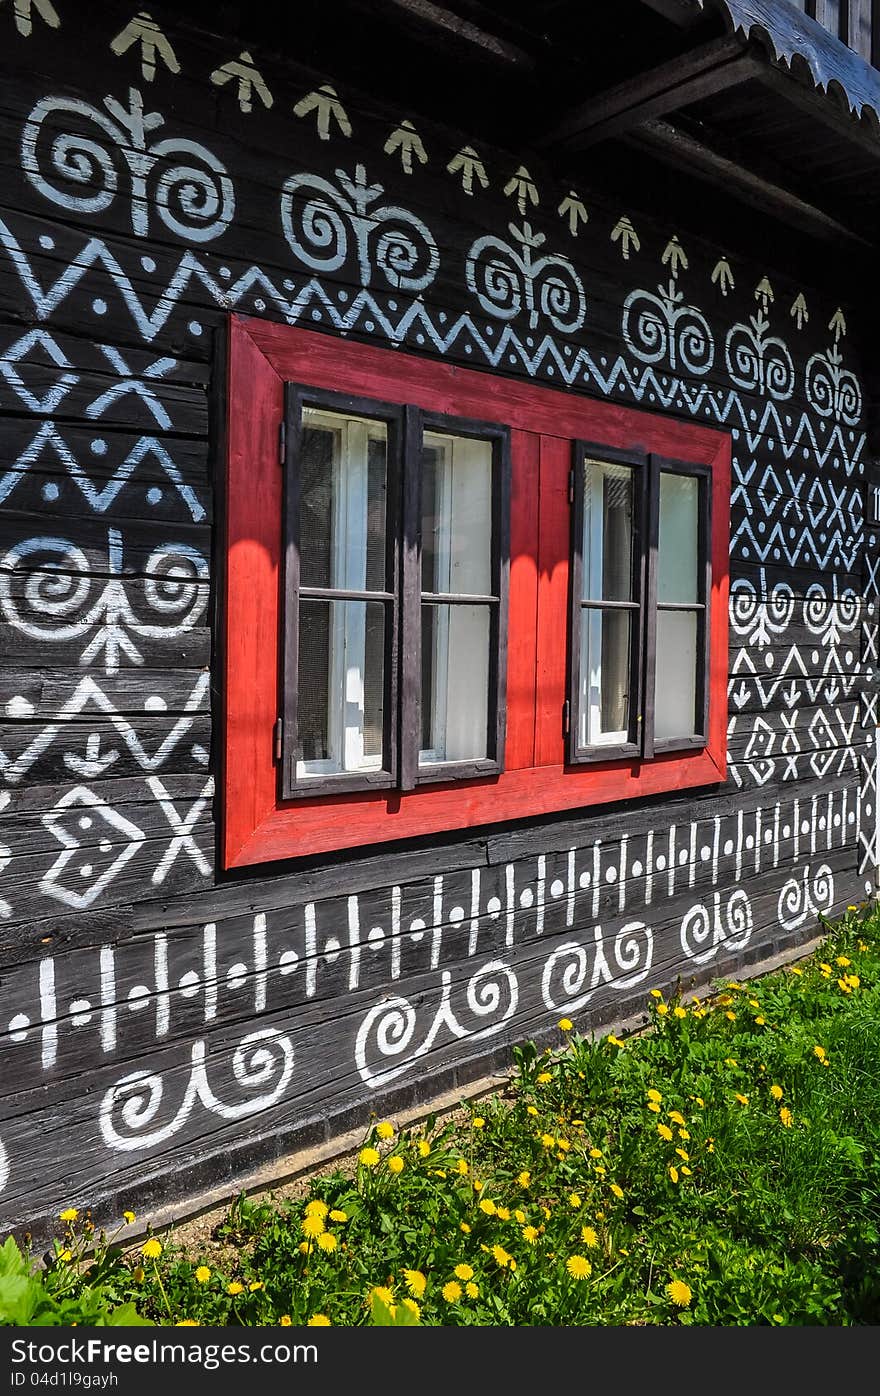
xmin=224 ymin=316 xmax=730 ymax=869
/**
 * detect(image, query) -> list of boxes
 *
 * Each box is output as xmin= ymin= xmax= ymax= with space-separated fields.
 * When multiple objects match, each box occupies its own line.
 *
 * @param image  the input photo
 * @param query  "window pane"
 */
xmin=299 ymin=409 xmax=388 ymax=591
xmin=422 ymin=432 xmax=492 ymax=595
xmin=420 ymin=603 xmax=489 ymax=763
xmin=658 ymin=473 xmax=698 ymax=603
xmin=654 ymin=610 xmax=698 ymax=739
xmin=297 ymin=598 xmax=385 ymax=777
xmin=579 ymin=608 xmax=631 ymax=746
xmin=582 ymin=458 xmax=633 ymax=603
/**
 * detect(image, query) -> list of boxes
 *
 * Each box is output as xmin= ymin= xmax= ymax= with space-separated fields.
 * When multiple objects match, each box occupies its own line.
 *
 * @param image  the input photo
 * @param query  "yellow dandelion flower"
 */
xmin=370 ymin=1286 xmax=394 ymax=1307
xmin=304 ymin=1199 xmax=328 ymax=1218
xmin=725 ymin=1011 xmax=736 ymax=1021
xmin=401 ymin=1298 xmax=420 ymax=1319
xmin=735 ymin=1093 xmax=749 ymax=1106
xmin=302 ymin=1215 xmax=325 ymax=1239
xmin=514 ymin=1209 xmax=526 ymax=1224
xmin=568 ymin=1193 xmax=582 ymax=1209
xmin=819 ymin=963 xmax=833 ymax=976
xmin=755 ymin=1016 xmax=766 ymax=1025
xmin=657 ymin=1123 xmax=673 ymax=1141
xmin=594 ymin=1165 xmax=607 ymax=1176
xmin=557 ymin=1138 xmax=571 ymax=1152
xmin=442 ymin=1281 xmax=462 ymax=1303
xmin=465 ymin=1281 xmax=479 ymax=1299
xmin=666 ymin=1279 xmax=692 ymax=1307
xmin=695 ymin=1096 xmax=705 ymax=1107
xmin=836 ymin=956 xmax=851 ymax=967
xmin=175 ymin=1321 xmax=198 ymax=1327
xmin=227 ymin=1282 xmax=244 ymax=1296
xmin=317 ymin=1233 xmax=338 ymax=1253
xmin=122 ymin=1210 xmax=135 ymax=1225
xmin=434 ymin=1170 xmax=447 ymax=1180
xmin=610 ymin=1183 xmax=624 ymax=1199
xmin=359 ymin=1147 xmax=381 ymax=1167
xmin=495 ymin=1206 xmax=510 ymax=1221
xmin=681 ymin=1166 xmax=692 ymax=1175
xmin=59 ymin=1209 xmax=78 ymax=1223
xmin=479 ymin=1198 xmax=497 ymax=1215
xmin=566 ymin=1255 xmax=592 ymax=1279
xmin=846 ymin=974 xmax=860 ymax=988
xmin=589 ymin=1147 xmax=603 ymax=1159
xmin=558 ymin=1018 xmax=573 ymax=1031
xmin=375 ymin=1121 xmax=395 ymax=1140
xmin=647 ymin=1101 xmax=661 ymax=1114
xmin=770 ymin=1084 xmax=783 ymax=1101
xmin=607 ymin=1035 xmax=625 ymax=1047
xmin=813 ymin=1045 xmax=827 ymax=1062
xmin=472 ymin=1117 xmax=486 ymax=1129
xmin=280 ymin=1316 xmax=292 ymax=1326
xmin=669 ymin=1166 xmax=679 ymax=1183
xmin=675 ymin=1148 xmax=689 ymax=1161
xmin=724 ymin=1058 xmax=737 ymax=1068
xmin=298 ymin=1242 xmax=309 ymax=1254
xmin=779 ymin=1107 xmax=793 ymax=1128
xmin=132 ymin=1267 xmax=144 ymax=1283
xmin=673 ymin=1006 xmax=687 ymax=1019
xmin=141 ymin=1239 xmax=162 ymax=1260
xmin=526 ymin=1105 xmax=538 ymax=1117
xmin=649 ymin=990 xmax=663 ymax=1000
xmin=418 ymin=1139 xmax=431 ymax=1158
xmin=581 ymin=1226 xmax=598 ymax=1248
xmin=517 ymin=1171 xmax=531 ymax=1188
xmin=461 ymin=1222 xmax=471 ymax=1234
xmin=195 ymin=1266 xmax=211 ymax=1284
xmin=308 ymin=1314 xmax=331 ymax=1326
xmin=58 ymin=1250 xmax=72 ymax=1263
xmin=329 ymin=1209 xmax=348 ymax=1223
xmin=668 ymin=1111 xmax=685 ymax=1125
xmin=455 ymin=1158 xmax=469 ymax=1176
xmin=656 ymin=1003 xmax=669 ymax=1016
xmin=248 ymin=1281 xmax=264 ymax=1292
xmin=404 ymin=1269 xmax=427 ymax=1298
xmin=537 ymin=1072 xmax=553 ymax=1085
xmin=540 ymin=1133 xmax=555 ymax=1149
xmin=647 ymin=1088 xmax=662 ymax=1103
xmin=838 ymin=978 xmax=852 ymax=994
xmin=678 ymin=1129 xmax=690 ymax=1141
xmin=522 ymin=1226 xmax=539 ymax=1243
xmin=788 ymin=965 xmax=803 ymax=976
xmin=491 ymin=1245 xmax=512 ymax=1269
xmin=387 ymin=1155 xmax=404 ymax=1175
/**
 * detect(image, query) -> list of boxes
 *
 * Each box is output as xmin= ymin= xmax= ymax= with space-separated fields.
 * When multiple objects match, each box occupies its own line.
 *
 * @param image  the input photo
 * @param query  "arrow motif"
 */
xmin=503 ymin=165 xmax=539 ymax=215
xmin=790 ymin=292 xmax=809 ymax=330
xmin=661 ymin=234 xmax=688 ymax=278
xmin=755 ymin=276 xmax=774 ymax=310
xmin=110 ymin=11 xmax=180 ymax=81
xmin=293 ymin=83 xmax=352 ymax=141
xmin=1 ymin=0 xmax=59 ymax=36
xmin=384 ymin=119 xmax=427 ymax=175
xmin=711 ymin=257 xmax=734 ymax=295
xmin=611 ymin=215 xmax=640 ymax=260
xmin=829 ymin=307 xmax=847 ymax=342
xmin=447 ymin=144 xmax=488 ymax=196
xmin=557 ymin=189 xmax=588 ymax=237
xmin=732 ymin=681 xmax=750 ymax=709
xmin=210 ymin=50 xmax=273 ymax=113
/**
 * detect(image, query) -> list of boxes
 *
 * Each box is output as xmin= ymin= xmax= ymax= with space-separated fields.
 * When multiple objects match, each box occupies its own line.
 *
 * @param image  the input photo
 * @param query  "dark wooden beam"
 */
xmin=626 ymin=116 xmax=875 ymax=249
xmin=382 ymin=0 xmax=536 ymax=67
xmin=536 ymin=35 xmax=762 ymax=152
xmin=637 ymin=0 xmax=706 ymax=24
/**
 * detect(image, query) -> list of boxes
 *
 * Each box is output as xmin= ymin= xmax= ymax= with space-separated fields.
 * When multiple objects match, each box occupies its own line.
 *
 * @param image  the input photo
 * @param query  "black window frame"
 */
xmin=280 ymin=384 xmax=510 ymax=799
xmin=567 ymin=443 xmax=711 ymax=765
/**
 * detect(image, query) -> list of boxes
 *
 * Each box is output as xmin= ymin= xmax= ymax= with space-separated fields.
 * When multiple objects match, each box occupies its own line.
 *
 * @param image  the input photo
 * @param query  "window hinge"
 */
xmin=273 ymin=717 xmax=284 ymax=762
xmin=568 ymin=468 xmax=575 ymax=505
xmin=278 ymin=419 xmax=286 ymax=466
xmin=562 ymin=698 xmax=571 ymax=737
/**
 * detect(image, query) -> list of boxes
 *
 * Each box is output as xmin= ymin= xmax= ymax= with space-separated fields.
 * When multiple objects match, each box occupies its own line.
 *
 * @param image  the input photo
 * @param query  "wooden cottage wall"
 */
xmin=0 ymin=1 xmax=874 ymax=1239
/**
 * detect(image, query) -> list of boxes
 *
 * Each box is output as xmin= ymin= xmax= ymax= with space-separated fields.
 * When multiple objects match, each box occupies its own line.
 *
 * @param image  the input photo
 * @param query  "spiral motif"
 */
xmin=152 ymin=142 xmax=235 ymax=244
xmin=778 ymin=873 xmax=810 ymax=931
xmin=729 ymin=576 xmax=794 ymax=644
xmin=803 ymin=583 xmax=858 ymax=641
xmin=22 ymin=97 xmax=121 ymax=215
xmin=373 ymin=221 xmax=439 ymax=292
xmin=623 ymin=294 xmax=669 ymax=365
xmin=142 ymin=543 xmax=209 ymax=625
xmin=835 ymin=369 xmax=862 ymax=425
xmin=612 ymin=921 xmax=654 ymax=986
xmin=281 ymin=188 xmax=349 ymax=273
xmin=729 ymin=577 xmax=759 ymax=635
xmin=725 ymin=327 xmax=793 ymax=400
xmin=462 ymin=960 xmax=518 ymax=1036
xmin=467 ymin=247 xmax=524 ymax=322
xmin=355 ymin=994 xmax=419 ymax=1090
xmin=0 ymin=537 xmax=92 ymax=637
xmin=99 ymin=1070 xmax=177 ymax=1151
xmin=680 ymin=903 xmax=715 ymax=963
xmin=806 ymin=355 xmax=862 ymax=424
xmin=536 ymin=265 xmax=586 ymax=335
xmin=810 ymin=864 xmax=834 ymax=915
xmin=764 ymin=343 xmax=795 ymax=400
xmin=675 ymin=308 xmax=715 ymax=376
xmin=724 ymin=889 xmax=753 ymax=953
xmin=206 ymin=1030 xmax=295 ymax=1118
xmin=541 ymin=941 xmax=594 ymax=1013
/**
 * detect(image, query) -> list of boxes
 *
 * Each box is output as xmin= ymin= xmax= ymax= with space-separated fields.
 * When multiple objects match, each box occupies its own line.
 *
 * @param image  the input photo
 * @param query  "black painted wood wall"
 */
xmin=0 ymin=0 xmax=875 ymax=1242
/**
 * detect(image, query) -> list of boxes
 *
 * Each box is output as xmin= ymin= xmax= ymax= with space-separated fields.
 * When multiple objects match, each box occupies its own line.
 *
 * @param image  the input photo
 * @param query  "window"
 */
xmin=224 ymin=318 xmax=729 ymax=869
xmin=280 ymin=390 xmax=509 ymax=797
xmin=568 ymin=447 xmax=710 ymax=763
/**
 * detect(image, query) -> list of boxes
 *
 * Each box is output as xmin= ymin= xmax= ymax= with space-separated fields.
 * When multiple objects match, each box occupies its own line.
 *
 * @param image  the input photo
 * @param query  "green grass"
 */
xmin=5 ymin=900 xmax=880 ymax=1327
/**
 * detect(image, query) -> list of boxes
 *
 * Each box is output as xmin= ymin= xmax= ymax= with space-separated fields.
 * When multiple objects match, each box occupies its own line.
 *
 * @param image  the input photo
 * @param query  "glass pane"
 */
xmin=582 ymin=458 xmax=633 ymax=603
xmin=299 ymin=408 xmax=388 ymax=591
xmin=579 ymin=608 xmax=631 ymax=747
xmin=296 ymin=598 xmax=386 ymax=777
xmin=658 ymin=473 xmax=698 ymax=603
xmin=654 ymin=610 xmax=698 ymax=740
xmin=420 ymin=603 xmax=490 ymax=763
xmin=422 ymin=432 xmax=492 ymax=596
